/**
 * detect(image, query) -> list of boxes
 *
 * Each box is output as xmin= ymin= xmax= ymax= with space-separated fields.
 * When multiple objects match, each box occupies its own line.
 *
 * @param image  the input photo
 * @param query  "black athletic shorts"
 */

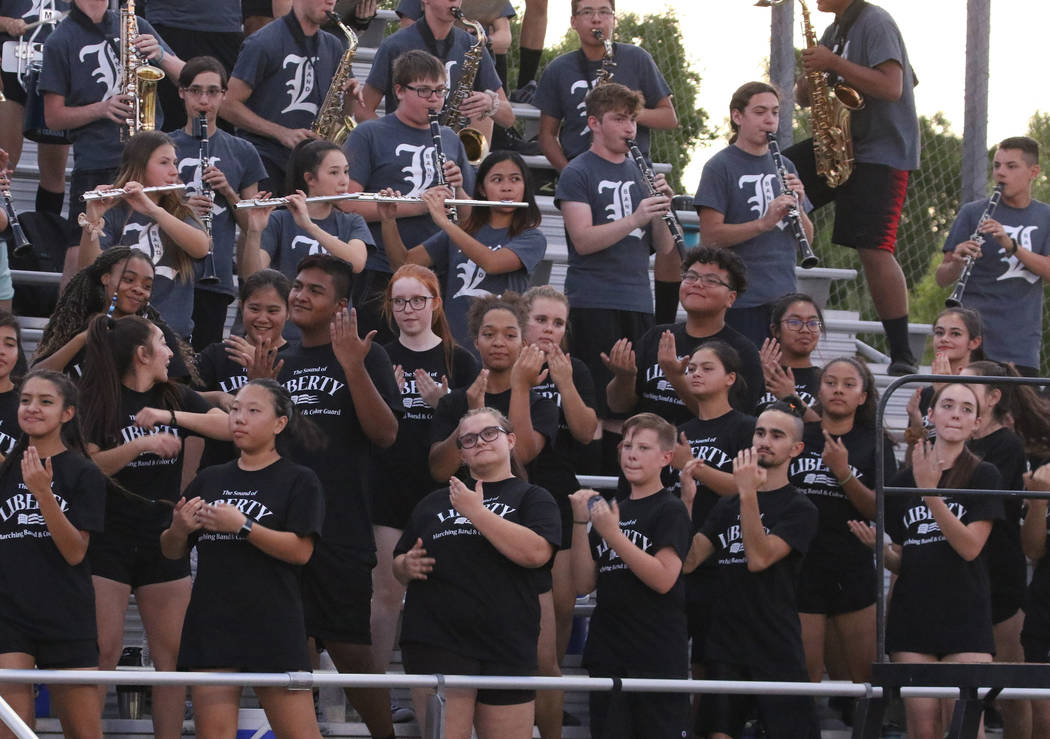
xmin=783 ymin=138 xmax=909 ymax=254
xmin=401 ymin=642 xmax=534 ymax=705
xmin=587 ymin=667 xmax=690 ymax=739
xmin=567 ymin=307 xmax=653 ymax=417
xmin=1022 ymin=633 xmax=1050 ymax=664
xmin=242 ymin=0 xmax=272 ymax=17
xmin=797 ymin=558 xmax=877 ymax=616
xmin=686 ymin=568 xmax=719 ymax=664
xmin=698 ymin=661 xmax=820 ymax=739
xmin=88 ymin=529 xmax=191 ymax=587
xmin=0 ymin=71 xmax=27 ymax=106
xmin=0 ymin=621 xmax=98 ymax=669
xmin=302 ymin=541 xmax=373 ymax=645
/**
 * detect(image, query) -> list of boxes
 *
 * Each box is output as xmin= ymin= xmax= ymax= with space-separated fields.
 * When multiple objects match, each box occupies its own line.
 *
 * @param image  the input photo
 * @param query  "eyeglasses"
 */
xmin=781 ymin=318 xmax=823 ymax=332
xmin=575 ymin=8 xmax=615 ymax=18
xmin=391 ymin=295 xmax=434 ymax=312
xmin=403 ymin=84 xmax=449 ymax=99
xmin=456 ymin=425 xmax=509 ymax=449
xmin=183 ymin=86 xmax=225 ymax=97
xmin=681 ymin=271 xmax=731 ymax=289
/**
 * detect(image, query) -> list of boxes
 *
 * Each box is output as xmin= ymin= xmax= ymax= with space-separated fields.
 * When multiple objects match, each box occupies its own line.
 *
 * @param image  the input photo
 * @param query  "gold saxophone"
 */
xmin=797 ymin=0 xmax=863 ymax=188
xmin=311 ymin=11 xmax=358 ymax=145
xmin=119 ymin=0 xmax=164 ymax=141
xmin=593 ymin=29 xmax=616 ymax=85
xmin=439 ymin=7 xmax=488 ymax=165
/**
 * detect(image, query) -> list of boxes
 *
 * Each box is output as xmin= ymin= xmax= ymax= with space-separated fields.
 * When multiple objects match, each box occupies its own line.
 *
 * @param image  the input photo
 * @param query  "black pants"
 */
xmin=153 ymin=25 xmax=243 ymax=134
xmin=192 ymin=289 xmax=234 ymax=352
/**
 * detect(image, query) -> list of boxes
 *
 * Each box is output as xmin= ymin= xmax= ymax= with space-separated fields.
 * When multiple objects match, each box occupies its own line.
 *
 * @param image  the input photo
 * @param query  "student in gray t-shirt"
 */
xmin=222 ymin=0 xmax=356 ymax=196
xmin=783 ymin=0 xmax=920 ymax=376
xmin=936 ymin=136 xmax=1050 ymax=375
xmin=555 ymin=83 xmax=675 ymax=416
xmin=40 ymin=0 xmax=182 ymax=231
xmin=695 ymin=82 xmax=814 ymax=349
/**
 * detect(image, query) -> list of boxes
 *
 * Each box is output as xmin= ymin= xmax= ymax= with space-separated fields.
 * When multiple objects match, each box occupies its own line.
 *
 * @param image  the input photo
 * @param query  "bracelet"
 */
xmin=573 ymin=520 xmax=589 ymax=525
xmin=169 ymin=409 xmax=177 ymax=427
xmin=837 ymin=471 xmax=855 ymax=486
xmin=77 ymin=212 xmax=105 ymax=239
xmin=486 ymin=90 xmax=500 ymax=117
xmin=1009 ymin=237 xmax=1020 ymax=256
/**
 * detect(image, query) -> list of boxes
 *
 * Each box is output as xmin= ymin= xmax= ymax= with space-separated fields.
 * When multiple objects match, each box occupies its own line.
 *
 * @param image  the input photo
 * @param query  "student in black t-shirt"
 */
xmin=1020 ymin=463 xmax=1050 ymax=737
xmin=0 ymin=370 xmax=107 ymax=739
xmin=882 ymin=382 xmax=1003 ymax=739
xmin=569 ymin=413 xmax=692 ymax=739
xmin=758 ymin=292 xmax=824 ymax=419
xmin=687 ymin=402 xmax=820 ymax=739
xmin=0 ymin=311 xmax=24 ymax=456
xmin=790 ymin=357 xmax=896 ymax=689
xmin=161 ymin=379 xmax=326 ymax=739
xmin=394 ymin=407 xmax=560 ymax=739
xmin=78 ymin=314 xmax=231 ymax=739
xmin=33 ymin=247 xmax=196 ymax=382
xmin=370 ymin=264 xmax=478 ymax=687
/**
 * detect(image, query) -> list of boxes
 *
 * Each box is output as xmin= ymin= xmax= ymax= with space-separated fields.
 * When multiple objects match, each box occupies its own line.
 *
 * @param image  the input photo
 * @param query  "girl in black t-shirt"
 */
xmin=884 ymin=382 xmax=1003 ymax=739
xmin=1020 ymin=463 xmax=1050 ymax=736
xmin=792 ymin=357 xmax=896 ymax=687
xmin=79 ymin=314 xmax=231 ymax=739
xmin=372 ymin=264 xmax=478 ymax=681
xmin=394 ymin=407 xmax=561 ymax=739
xmin=758 ymin=292 xmax=824 ymax=419
xmin=0 ymin=370 xmax=107 ymax=739
xmin=161 ymin=379 xmax=325 ymax=739
xmin=0 ymin=311 xmax=24 ymax=456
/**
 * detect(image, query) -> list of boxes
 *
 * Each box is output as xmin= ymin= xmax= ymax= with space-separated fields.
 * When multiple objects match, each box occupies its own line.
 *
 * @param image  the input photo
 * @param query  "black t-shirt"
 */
xmin=63 ymin=321 xmax=192 ymax=381
xmin=699 ymin=484 xmax=818 ymax=667
xmin=755 ymin=365 xmax=820 ymax=412
xmin=1024 ymin=506 xmax=1050 ymax=640
xmin=277 ymin=341 xmax=403 ymax=562
xmin=0 ymin=451 xmax=107 ymax=640
xmin=885 ymin=462 xmax=1004 ymax=654
xmin=633 ymin=321 xmax=763 ymax=425
xmin=969 ymin=428 xmax=1027 ymax=601
xmin=395 ymin=477 xmax=561 ymax=667
xmin=0 ymin=389 xmax=20 ymax=456
xmin=532 ymin=356 xmax=599 ymax=477
xmin=789 ymin=422 xmax=898 ymax=565
xmin=583 ymin=489 xmax=692 ymax=677
xmin=103 ymin=384 xmax=213 ymax=539
xmin=177 ymin=457 xmax=325 ymax=671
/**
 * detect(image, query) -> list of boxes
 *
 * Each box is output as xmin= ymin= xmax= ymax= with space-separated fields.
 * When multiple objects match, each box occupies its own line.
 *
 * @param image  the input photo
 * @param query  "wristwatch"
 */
xmin=238 ymin=517 xmax=254 ymax=538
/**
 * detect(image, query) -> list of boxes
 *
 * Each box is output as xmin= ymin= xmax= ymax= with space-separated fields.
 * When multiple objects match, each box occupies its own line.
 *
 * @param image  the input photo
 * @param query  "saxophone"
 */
xmin=311 ymin=11 xmax=358 ymax=145
xmin=119 ymin=0 xmax=164 ymax=141
xmin=438 ymin=7 xmax=488 ymax=165
xmin=593 ymin=29 xmax=616 ymax=85
xmin=798 ymin=0 xmax=862 ymax=188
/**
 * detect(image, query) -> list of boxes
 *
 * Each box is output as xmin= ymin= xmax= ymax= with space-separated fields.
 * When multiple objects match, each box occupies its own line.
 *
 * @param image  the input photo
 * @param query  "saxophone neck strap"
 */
xmin=282 ymin=10 xmax=319 ymax=59
xmin=69 ymin=4 xmax=119 ymax=57
xmin=574 ymin=45 xmax=612 ymax=93
xmin=416 ymin=18 xmax=453 ymax=61
xmin=827 ymin=0 xmax=867 ymax=56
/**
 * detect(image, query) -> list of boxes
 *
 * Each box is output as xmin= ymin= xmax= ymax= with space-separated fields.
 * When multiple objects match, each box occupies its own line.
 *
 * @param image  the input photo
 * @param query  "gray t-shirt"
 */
xmin=395 ymin=0 xmax=515 ymax=21
xmin=170 ymin=128 xmax=267 ymax=298
xmin=820 ymin=3 xmax=919 ymax=171
xmin=365 ymin=18 xmax=502 ymax=114
xmin=694 ymin=145 xmax=812 ymax=308
xmin=343 ymin=112 xmax=476 ymax=273
xmin=533 ymin=43 xmax=672 ymax=162
xmin=39 ymin=9 xmax=173 ymax=170
xmin=230 ymin=12 xmax=349 ymax=167
xmin=144 ymin=0 xmax=241 ymax=33
xmin=261 ymin=208 xmax=374 ymax=282
xmin=99 ymin=206 xmax=205 ymax=339
xmin=554 ymin=150 xmax=655 ymax=314
xmin=422 ymin=224 xmax=546 ymax=349
xmin=941 ymin=198 xmax=1050 ymax=368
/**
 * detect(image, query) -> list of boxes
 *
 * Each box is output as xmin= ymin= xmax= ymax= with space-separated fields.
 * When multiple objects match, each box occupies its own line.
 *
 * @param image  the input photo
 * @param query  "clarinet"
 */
xmin=428 ymin=110 xmax=458 ymax=225
xmin=196 ymin=113 xmax=213 ymax=237
xmin=945 ymin=182 xmax=1004 ymax=308
xmin=1 ymin=185 xmax=30 ymax=257
xmin=766 ymin=132 xmax=819 ymax=269
xmin=625 ymin=139 xmax=685 ymax=259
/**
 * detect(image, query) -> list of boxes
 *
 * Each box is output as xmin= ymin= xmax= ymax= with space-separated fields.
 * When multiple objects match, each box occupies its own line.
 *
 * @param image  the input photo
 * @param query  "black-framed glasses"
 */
xmin=681 ymin=271 xmax=731 ymax=289
xmin=403 ymin=84 xmax=449 ymax=99
xmin=781 ymin=318 xmax=823 ymax=332
xmin=456 ymin=425 xmax=509 ymax=449
xmin=575 ymin=8 xmax=615 ymax=17
xmin=183 ymin=86 xmax=225 ymax=97
xmin=391 ymin=296 xmax=434 ymax=312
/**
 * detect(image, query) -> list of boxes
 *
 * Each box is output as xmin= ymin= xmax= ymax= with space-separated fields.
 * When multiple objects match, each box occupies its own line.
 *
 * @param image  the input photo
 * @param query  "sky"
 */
xmin=536 ymin=0 xmax=1046 ymax=184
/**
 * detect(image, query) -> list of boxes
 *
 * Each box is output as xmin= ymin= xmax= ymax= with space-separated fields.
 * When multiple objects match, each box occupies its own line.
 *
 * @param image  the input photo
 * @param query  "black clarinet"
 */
xmin=195 ymin=113 xmax=219 ymax=284
xmin=625 ymin=139 xmax=685 ymax=259
xmin=1 ymin=178 xmax=30 ymax=257
xmin=945 ymin=182 xmax=1004 ymax=308
xmin=428 ymin=110 xmax=458 ymax=225
xmin=766 ymin=132 xmax=819 ymax=269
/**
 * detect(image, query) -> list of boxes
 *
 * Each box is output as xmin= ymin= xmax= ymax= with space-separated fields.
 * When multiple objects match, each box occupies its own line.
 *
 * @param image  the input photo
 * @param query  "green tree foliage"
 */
xmin=1028 ymin=111 xmax=1050 ymax=373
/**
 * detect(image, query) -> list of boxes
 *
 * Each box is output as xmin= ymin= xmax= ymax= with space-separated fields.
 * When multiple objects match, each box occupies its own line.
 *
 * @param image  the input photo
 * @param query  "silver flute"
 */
xmin=81 ymin=183 xmax=187 ymax=202
xmin=235 ymin=193 xmax=529 ymax=210
xmin=945 ymin=182 xmax=1004 ymax=308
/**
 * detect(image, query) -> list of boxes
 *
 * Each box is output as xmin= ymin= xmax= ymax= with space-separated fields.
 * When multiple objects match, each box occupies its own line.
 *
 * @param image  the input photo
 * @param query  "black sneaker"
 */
xmin=391 ymin=702 xmax=415 ymax=723
xmin=562 ymin=710 xmax=581 ymax=726
xmin=509 ymin=80 xmax=537 ymax=104
xmin=888 ymin=357 xmax=918 ymax=376
xmin=492 ymin=126 xmax=541 ymax=156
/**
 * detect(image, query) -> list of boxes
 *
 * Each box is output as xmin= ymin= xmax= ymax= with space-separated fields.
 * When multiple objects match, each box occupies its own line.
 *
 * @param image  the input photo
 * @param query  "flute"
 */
xmin=945 ymin=183 xmax=1004 ymax=308
xmin=766 ymin=132 xmax=819 ymax=269
xmin=81 ymin=183 xmax=187 ymax=202
xmin=625 ymin=138 xmax=685 ymax=259
xmin=235 ymin=193 xmax=529 ymax=209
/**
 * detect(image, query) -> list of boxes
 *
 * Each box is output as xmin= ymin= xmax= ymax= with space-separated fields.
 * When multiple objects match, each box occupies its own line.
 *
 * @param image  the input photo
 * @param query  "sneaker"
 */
xmin=391 ymin=702 xmax=415 ymax=723
xmin=509 ymin=80 xmax=537 ymax=104
xmin=562 ymin=710 xmax=581 ymax=726
xmin=492 ymin=126 xmax=541 ymax=156
xmin=887 ymin=357 xmax=918 ymax=376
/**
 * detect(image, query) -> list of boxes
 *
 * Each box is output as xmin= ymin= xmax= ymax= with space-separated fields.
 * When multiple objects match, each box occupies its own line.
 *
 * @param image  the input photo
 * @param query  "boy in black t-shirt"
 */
xmin=687 ymin=403 xmax=820 ymax=739
xmin=569 ymin=413 xmax=691 ymax=738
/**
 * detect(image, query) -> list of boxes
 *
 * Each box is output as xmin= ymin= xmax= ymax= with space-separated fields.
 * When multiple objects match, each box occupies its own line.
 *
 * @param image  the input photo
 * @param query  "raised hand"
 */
xmin=589 ymin=496 xmax=621 ymax=539
xmin=21 ymin=447 xmax=53 ymax=499
xmin=449 ymin=476 xmax=484 ymax=520
xmin=415 ymin=369 xmax=449 ymax=409
xmin=912 ymin=440 xmax=944 ymax=492
xmin=171 ymin=496 xmax=204 ymax=536
xmin=733 ymin=448 xmax=767 ymax=495
xmin=600 ymin=338 xmax=636 ymax=379
xmin=466 ymin=368 xmax=489 ymax=410
xmin=821 ymin=430 xmax=851 ymax=483
xmin=399 ymin=538 xmax=435 ymax=581
xmin=569 ymin=488 xmax=601 ymax=523
xmin=511 ymin=343 xmax=548 ymax=390
xmin=657 ymin=330 xmax=687 ymax=380
xmin=545 ymin=346 xmax=574 ymax=389
xmin=330 ymin=308 xmax=373 ymax=370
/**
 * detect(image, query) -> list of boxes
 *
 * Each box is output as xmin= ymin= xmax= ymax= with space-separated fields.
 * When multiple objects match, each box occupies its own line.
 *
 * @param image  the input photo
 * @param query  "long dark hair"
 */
xmin=689 ymin=340 xmax=747 ymax=408
xmin=286 ymin=139 xmax=344 ymax=195
xmin=929 ymin=382 xmax=982 ymax=491
xmin=80 ymin=315 xmax=183 ymax=448
xmin=965 ymin=360 xmax=1050 ymax=455
xmin=460 ymin=151 xmax=541 ymax=239
xmin=239 ymin=379 xmax=325 ymax=457
xmin=813 ymin=357 xmax=879 ymax=428
xmin=0 ymin=371 xmax=88 ymax=482
xmin=933 ymin=306 xmax=985 ymax=362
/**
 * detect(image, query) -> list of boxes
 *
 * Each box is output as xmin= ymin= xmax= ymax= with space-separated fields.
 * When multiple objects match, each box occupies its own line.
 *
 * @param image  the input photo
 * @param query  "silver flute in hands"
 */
xmin=81 ymin=183 xmax=187 ymax=202
xmin=235 ymin=193 xmax=528 ymax=210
